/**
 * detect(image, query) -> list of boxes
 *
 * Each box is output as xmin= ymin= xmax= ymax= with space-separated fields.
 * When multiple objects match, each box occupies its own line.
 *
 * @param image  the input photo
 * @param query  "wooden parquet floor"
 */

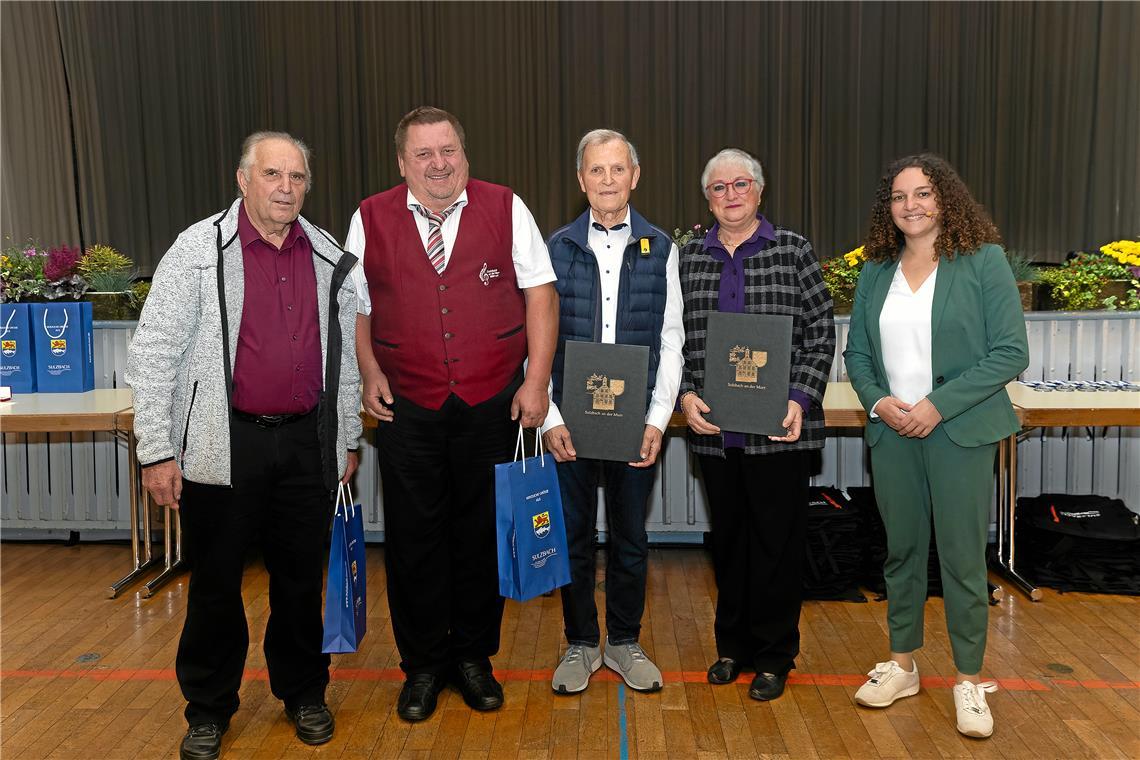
xmin=1 ymin=543 xmax=1138 ymax=759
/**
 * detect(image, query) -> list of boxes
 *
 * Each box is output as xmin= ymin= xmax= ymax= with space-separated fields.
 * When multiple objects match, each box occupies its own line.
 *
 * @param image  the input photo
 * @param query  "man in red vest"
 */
xmin=345 ymin=107 xmax=558 ymax=722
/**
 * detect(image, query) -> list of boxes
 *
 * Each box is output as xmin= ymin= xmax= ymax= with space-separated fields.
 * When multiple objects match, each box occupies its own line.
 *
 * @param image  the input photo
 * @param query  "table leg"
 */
xmin=106 ymin=431 xmax=163 ymax=598
xmin=143 ymin=506 xmax=185 ymax=597
xmin=988 ymin=432 xmax=1042 ymax=601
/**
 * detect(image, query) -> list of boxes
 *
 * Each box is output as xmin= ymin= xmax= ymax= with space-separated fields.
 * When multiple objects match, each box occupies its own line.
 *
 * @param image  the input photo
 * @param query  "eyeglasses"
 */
xmin=705 ymin=177 xmax=756 ymax=198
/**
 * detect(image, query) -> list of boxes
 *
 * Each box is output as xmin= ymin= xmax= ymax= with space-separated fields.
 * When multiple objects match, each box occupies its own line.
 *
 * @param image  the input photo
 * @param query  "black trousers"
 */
xmin=376 ymin=376 xmax=520 ymax=676
xmin=176 ymin=412 xmax=332 ymax=726
xmin=697 ymin=449 xmax=809 ymax=677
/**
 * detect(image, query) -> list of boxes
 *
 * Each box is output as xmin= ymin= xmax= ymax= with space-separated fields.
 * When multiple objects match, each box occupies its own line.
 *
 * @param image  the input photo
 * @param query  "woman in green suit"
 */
xmin=843 ymin=154 xmax=1028 ymax=739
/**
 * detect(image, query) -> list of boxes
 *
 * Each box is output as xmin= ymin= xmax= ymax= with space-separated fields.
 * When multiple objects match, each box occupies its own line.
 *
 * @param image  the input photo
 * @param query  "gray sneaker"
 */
xmin=603 ymin=638 xmax=663 ymax=692
xmin=552 ymin=644 xmax=602 ymax=694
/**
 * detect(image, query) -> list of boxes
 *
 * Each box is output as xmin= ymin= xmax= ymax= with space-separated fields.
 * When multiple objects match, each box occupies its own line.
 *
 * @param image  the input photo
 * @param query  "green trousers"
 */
xmin=869 ymin=423 xmax=996 ymax=674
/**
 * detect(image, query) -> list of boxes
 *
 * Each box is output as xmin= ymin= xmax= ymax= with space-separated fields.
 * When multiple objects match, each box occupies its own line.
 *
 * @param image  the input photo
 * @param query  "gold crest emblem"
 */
xmin=586 ymin=373 xmax=625 ymax=410
xmin=728 ymin=345 xmax=766 ymax=383
xmin=532 ymin=510 xmax=551 ymax=538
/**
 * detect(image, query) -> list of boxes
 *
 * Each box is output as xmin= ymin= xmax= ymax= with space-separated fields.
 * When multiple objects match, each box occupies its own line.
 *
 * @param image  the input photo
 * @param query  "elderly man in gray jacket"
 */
xmin=126 ymin=131 xmax=362 ymax=760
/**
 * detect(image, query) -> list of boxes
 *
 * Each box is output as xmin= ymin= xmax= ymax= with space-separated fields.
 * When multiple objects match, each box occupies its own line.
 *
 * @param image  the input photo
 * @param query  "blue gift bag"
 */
xmin=322 ymin=483 xmax=367 ymax=654
xmin=1 ymin=303 xmax=36 ymax=393
xmin=495 ymin=426 xmax=571 ymax=601
xmin=30 ymin=301 xmax=94 ymax=392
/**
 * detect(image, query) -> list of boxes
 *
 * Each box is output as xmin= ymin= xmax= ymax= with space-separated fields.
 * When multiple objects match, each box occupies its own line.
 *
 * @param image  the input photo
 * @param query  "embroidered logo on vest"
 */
xmin=479 ymin=262 xmax=501 ymax=286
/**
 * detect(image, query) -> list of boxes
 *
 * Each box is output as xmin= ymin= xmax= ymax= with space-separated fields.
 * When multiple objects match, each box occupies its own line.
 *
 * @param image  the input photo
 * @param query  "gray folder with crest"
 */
xmin=559 ymin=341 xmax=649 ymax=462
xmin=703 ymin=312 xmax=792 ymax=435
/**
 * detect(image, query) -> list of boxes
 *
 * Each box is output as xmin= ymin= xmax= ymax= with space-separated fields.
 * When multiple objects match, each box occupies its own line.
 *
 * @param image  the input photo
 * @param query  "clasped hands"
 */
xmin=875 ymin=396 xmax=942 ymax=438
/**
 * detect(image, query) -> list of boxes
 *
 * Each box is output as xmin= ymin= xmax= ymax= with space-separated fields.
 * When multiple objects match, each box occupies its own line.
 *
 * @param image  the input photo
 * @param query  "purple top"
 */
xmin=231 ymin=204 xmax=323 ymax=416
xmin=703 ymin=214 xmax=812 ymax=449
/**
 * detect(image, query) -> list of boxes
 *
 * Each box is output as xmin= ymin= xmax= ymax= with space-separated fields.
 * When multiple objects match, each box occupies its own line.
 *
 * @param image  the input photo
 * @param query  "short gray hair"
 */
xmin=700 ymin=148 xmax=765 ymax=199
xmin=575 ymin=128 xmax=639 ymax=171
xmin=238 ymin=131 xmax=313 ymax=191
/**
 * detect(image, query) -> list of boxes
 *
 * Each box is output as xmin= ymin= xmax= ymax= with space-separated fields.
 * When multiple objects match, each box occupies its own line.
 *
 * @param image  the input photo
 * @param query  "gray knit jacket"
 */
xmin=125 ymin=198 xmax=363 ymax=490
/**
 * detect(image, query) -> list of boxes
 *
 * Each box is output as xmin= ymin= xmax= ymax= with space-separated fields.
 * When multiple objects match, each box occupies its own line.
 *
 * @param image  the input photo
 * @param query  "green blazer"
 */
xmin=843 ymin=243 xmax=1029 ymax=448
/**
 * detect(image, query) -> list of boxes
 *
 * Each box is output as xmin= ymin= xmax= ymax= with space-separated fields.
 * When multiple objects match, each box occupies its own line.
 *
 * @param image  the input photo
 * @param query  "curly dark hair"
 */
xmin=862 ymin=153 xmax=1001 ymax=262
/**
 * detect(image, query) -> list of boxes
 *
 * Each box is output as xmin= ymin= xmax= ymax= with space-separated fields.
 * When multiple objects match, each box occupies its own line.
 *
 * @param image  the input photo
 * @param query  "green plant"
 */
xmin=1036 ymin=245 xmax=1140 ymax=311
xmin=1101 ymin=277 xmax=1140 ymax=311
xmin=1038 ymin=266 xmax=1104 ymax=310
xmin=129 ymin=280 xmax=151 ymax=310
xmin=672 ymin=223 xmax=707 ymax=248
xmin=1 ymin=240 xmax=47 ymax=301
xmin=1005 ymin=251 xmax=1039 ymax=282
xmin=820 ymin=245 xmax=865 ymax=295
xmin=86 ymin=269 xmax=136 ymax=291
xmin=1068 ymin=251 xmax=1130 ymax=281
xmin=1 ymin=239 xmax=87 ymax=301
xmin=79 ymin=244 xmax=135 ymax=292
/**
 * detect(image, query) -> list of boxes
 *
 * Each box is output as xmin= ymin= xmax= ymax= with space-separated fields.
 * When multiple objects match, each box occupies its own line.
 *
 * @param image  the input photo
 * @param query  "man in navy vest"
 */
xmin=542 ymin=129 xmax=684 ymax=694
xmin=345 ymin=107 xmax=558 ymax=722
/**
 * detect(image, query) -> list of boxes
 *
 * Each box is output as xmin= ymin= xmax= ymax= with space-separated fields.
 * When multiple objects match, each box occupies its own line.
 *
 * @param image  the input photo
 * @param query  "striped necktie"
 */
xmin=414 ymin=203 xmax=459 ymax=274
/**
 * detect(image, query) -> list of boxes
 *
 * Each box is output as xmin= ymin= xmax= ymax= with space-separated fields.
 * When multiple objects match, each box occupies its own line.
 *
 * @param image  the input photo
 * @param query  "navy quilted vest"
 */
xmin=547 ymin=207 xmax=669 ymax=407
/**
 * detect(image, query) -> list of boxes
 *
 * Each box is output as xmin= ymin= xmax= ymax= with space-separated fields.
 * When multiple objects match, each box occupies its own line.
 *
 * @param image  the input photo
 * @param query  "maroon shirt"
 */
xmin=231 ymin=204 xmax=323 ymax=415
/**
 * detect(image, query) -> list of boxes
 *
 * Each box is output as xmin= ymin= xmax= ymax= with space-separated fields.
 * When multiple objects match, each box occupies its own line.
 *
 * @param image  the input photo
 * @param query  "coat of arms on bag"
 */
xmin=532 ymin=510 xmax=551 ymax=539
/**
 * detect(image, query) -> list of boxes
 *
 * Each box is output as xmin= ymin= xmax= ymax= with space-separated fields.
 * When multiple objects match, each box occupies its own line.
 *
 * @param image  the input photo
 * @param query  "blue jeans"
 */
xmin=556 ymin=458 xmax=656 ymax=647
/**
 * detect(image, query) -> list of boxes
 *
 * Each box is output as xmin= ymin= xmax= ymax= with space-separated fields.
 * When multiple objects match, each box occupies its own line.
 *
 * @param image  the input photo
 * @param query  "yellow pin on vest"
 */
xmin=639 ymin=237 xmax=650 ymax=256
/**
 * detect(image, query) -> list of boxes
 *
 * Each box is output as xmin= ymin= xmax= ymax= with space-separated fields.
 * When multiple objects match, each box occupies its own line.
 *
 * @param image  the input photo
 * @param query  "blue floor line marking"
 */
xmin=618 ymin=682 xmax=629 ymax=760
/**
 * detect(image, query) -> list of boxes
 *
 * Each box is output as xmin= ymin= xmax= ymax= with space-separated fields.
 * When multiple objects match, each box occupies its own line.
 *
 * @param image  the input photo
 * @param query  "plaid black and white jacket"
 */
xmin=678 ymin=227 xmax=835 ymax=457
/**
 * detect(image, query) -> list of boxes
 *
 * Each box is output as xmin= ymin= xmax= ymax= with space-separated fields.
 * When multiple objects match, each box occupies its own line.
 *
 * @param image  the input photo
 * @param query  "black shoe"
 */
xmin=284 ymin=702 xmax=334 ymax=745
xmin=707 ymin=657 xmax=745 ymax=685
xmin=452 ymin=661 xmax=504 ymax=711
xmin=749 ymin=671 xmax=787 ymax=701
xmin=397 ymin=673 xmax=444 ymax=722
xmin=179 ymin=722 xmax=227 ymax=760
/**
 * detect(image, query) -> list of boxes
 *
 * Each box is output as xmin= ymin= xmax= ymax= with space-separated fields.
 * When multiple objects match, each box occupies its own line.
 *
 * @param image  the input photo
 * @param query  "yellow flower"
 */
xmin=842 ymin=245 xmax=866 ymax=267
xmin=1101 ymin=239 xmax=1140 ymax=267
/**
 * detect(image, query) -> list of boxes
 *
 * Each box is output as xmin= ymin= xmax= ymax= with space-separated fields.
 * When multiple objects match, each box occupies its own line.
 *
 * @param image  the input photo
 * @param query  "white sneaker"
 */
xmin=853 ymin=660 xmax=921 ymax=707
xmin=551 ymin=644 xmax=601 ymax=694
xmin=954 ymin=681 xmax=998 ymax=738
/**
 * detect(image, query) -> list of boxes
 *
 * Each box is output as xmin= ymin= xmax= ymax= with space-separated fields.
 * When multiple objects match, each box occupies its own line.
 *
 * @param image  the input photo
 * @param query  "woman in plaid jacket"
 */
xmin=678 ymin=148 xmax=835 ymax=701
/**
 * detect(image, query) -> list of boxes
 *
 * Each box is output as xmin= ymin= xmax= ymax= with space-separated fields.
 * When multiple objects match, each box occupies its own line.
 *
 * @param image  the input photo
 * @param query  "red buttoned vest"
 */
xmin=360 ymin=179 xmax=527 ymax=409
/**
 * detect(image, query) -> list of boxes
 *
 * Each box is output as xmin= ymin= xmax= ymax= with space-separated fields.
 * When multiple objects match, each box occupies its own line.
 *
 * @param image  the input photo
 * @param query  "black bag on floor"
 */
xmin=803 ymin=487 xmax=866 ymax=602
xmin=848 ymin=486 xmax=887 ymax=595
xmin=1016 ymin=494 xmax=1140 ymax=595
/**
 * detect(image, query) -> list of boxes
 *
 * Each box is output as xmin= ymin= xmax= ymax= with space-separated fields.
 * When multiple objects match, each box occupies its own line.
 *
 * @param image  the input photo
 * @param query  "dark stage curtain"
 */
xmin=2 ymin=1 xmax=1136 ymax=272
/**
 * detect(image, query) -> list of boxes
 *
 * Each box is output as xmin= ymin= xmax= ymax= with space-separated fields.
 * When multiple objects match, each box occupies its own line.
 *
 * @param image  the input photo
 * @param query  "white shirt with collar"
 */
xmin=345 ymin=187 xmax=556 ymax=315
xmin=540 ymin=207 xmax=685 ymax=437
xmin=872 ymin=264 xmax=937 ymax=416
